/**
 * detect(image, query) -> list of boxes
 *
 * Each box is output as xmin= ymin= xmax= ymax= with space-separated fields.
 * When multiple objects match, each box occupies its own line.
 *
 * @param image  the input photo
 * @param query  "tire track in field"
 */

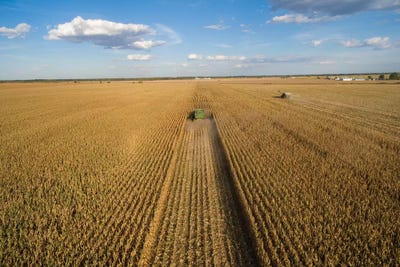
xmin=139 ymin=117 xmax=260 ymax=266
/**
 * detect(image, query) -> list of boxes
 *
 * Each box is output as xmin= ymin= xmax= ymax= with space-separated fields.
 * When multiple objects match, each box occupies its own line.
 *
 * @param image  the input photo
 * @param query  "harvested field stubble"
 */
xmin=0 ymin=79 xmax=399 ymax=266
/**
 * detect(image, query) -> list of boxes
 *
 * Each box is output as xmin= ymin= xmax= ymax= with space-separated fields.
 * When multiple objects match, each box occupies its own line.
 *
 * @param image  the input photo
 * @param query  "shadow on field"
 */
xmin=183 ymin=116 xmax=261 ymax=266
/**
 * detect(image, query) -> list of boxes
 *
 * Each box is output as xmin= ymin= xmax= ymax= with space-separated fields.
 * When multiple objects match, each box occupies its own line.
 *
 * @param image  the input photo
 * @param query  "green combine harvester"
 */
xmin=194 ymin=109 xmax=205 ymax=119
xmin=189 ymin=108 xmax=205 ymax=120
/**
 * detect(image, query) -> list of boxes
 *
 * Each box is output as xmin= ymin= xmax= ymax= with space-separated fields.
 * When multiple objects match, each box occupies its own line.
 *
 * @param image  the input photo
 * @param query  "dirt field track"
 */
xmin=0 ymin=79 xmax=399 ymax=266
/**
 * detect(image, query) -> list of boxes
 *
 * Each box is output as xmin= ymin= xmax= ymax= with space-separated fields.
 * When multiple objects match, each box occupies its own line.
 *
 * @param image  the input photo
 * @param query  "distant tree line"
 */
xmin=389 ymin=72 xmax=399 ymax=80
xmin=378 ymin=73 xmax=399 ymax=80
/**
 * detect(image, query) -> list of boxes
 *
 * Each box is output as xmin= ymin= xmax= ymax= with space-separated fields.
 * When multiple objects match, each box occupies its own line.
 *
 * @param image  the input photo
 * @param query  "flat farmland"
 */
xmin=0 ymin=79 xmax=399 ymax=266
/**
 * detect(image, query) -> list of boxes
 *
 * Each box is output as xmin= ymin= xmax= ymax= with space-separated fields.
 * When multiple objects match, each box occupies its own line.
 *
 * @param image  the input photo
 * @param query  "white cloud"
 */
xmin=47 ymin=16 xmax=151 ymax=40
xmin=187 ymin=54 xmax=247 ymax=61
xmin=245 ymin=55 xmax=318 ymax=64
xmin=270 ymin=0 xmax=400 ymax=16
xmin=341 ymin=36 xmax=392 ymax=49
xmin=127 ymin=54 xmax=152 ymax=61
xmin=206 ymin=55 xmax=246 ymax=61
xmin=364 ymin=37 xmax=392 ymax=49
xmin=188 ymin=54 xmax=203 ymax=60
xmin=311 ymin=40 xmax=323 ymax=46
xmin=341 ymin=39 xmax=364 ymax=48
xmin=268 ymin=14 xmax=338 ymax=23
xmin=46 ymin=16 xmax=167 ymax=50
xmin=240 ymin=23 xmax=254 ymax=33
xmin=204 ymin=24 xmax=229 ymax=30
xmin=131 ymin=40 xmax=166 ymax=49
xmin=0 ymin=23 xmax=31 ymax=39
xmin=268 ymin=1 xmax=400 ymax=24
xmin=188 ymin=54 xmax=321 ymax=64
xmin=317 ymin=60 xmax=336 ymax=65
xmin=234 ymin=64 xmax=249 ymax=68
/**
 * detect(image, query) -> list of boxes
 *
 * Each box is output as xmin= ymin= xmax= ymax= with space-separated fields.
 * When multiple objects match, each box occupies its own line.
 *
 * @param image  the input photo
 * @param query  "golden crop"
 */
xmin=0 ymin=79 xmax=399 ymax=266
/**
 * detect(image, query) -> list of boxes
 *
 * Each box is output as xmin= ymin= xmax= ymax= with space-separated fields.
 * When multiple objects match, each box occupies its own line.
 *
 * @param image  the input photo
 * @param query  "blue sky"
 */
xmin=0 ymin=0 xmax=399 ymax=79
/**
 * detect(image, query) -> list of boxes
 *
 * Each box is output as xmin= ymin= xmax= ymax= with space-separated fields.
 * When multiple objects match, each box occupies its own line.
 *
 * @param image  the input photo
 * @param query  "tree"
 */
xmin=389 ymin=72 xmax=399 ymax=80
xmin=378 ymin=74 xmax=385 ymax=80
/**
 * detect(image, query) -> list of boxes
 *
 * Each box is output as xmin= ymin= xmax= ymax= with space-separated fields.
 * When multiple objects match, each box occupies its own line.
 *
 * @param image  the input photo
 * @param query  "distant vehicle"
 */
xmin=280 ymin=92 xmax=292 ymax=99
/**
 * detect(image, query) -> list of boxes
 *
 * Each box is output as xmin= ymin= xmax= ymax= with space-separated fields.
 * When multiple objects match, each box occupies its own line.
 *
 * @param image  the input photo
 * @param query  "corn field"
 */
xmin=0 ymin=79 xmax=399 ymax=266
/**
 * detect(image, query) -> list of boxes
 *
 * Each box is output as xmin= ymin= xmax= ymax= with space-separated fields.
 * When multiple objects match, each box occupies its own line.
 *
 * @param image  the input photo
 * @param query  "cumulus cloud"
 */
xmin=341 ymin=36 xmax=392 ymax=49
xmin=46 ymin=16 xmax=167 ymax=49
xmin=269 ymin=0 xmax=400 ymax=16
xmin=131 ymin=40 xmax=166 ymax=49
xmin=0 ymin=23 xmax=31 ymax=39
xmin=364 ymin=37 xmax=392 ymax=49
xmin=188 ymin=54 xmax=203 ymax=60
xmin=127 ymin=54 xmax=152 ymax=61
